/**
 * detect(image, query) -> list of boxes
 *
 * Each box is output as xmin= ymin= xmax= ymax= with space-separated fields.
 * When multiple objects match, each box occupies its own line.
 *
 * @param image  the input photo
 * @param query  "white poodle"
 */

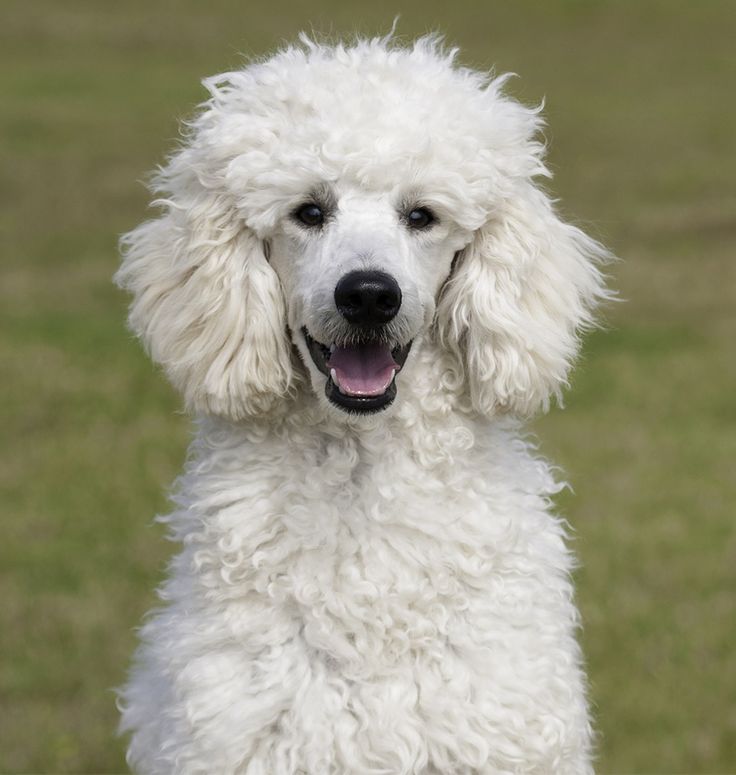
xmin=115 ymin=34 xmax=610 ymax=775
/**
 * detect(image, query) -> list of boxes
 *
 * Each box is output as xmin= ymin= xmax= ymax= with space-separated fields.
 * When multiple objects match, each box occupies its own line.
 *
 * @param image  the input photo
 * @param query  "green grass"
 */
xmin=1 ymin=1 xmax=735 ymax=771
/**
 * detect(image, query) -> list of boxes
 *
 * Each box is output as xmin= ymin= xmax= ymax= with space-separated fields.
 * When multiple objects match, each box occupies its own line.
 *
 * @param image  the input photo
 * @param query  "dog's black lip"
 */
xmin=325 ymin=374 xmax=397 ymax=413
xmin=303 ymin=328 xmax=331 ymax=377
xmin=301 ymin=327 xmax=412 ymax=414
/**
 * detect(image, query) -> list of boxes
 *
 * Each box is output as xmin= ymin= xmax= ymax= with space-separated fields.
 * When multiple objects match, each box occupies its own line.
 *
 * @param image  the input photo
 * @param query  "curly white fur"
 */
xmin=115 ymin=34 xmax=610 ymax=775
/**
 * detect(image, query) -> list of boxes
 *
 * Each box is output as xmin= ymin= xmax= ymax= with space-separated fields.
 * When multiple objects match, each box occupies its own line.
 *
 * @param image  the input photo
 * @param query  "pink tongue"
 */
xmin=328 ymin=342 xmax=398 ymax=397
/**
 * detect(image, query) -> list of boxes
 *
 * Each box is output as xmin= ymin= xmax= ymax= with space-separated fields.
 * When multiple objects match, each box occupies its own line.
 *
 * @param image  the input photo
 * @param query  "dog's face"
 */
xmin=116 ymin=37 xmax=609 ymax=422
xmin=268 ymin=183 xmax=472 ymax=414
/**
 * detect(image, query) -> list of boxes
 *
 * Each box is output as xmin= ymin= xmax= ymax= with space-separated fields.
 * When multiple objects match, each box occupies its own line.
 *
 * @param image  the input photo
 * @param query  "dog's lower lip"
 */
xmin=324 ymin=372 xmax=397 ymax=413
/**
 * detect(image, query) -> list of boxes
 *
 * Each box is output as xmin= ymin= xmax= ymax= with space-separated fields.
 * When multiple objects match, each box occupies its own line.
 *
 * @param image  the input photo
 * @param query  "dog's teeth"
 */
xmin=330 ymin=368 xmax=344 ymax=393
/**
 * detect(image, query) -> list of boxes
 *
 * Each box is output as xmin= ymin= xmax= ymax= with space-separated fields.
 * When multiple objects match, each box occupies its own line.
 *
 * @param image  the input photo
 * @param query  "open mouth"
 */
xmin=302 ymin=328 xmax=412 ymax=413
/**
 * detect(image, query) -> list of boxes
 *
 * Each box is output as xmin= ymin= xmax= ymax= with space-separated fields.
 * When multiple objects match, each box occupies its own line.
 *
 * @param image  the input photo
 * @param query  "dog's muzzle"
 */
xmin=303 ymin=270 xmax=412 ymax=413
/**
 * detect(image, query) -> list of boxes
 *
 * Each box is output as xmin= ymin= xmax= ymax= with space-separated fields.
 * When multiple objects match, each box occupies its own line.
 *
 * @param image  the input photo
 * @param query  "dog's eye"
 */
xmin=406 ymin=207 xmax=435 ymax=230
xmin=294 ymin=203 xmax=324 ymax=228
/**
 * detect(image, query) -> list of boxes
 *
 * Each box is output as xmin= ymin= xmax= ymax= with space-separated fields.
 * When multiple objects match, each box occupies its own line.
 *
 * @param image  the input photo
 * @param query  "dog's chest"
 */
xmin=180 ymin=418 xmax=568 ymax=671
xmin=279 ymin=524 xmax=478 ymax=671
xmin=151 ymin=426 xmax=584 ymax=772
xmin=190 ymin=429 xmax=559 ymax=676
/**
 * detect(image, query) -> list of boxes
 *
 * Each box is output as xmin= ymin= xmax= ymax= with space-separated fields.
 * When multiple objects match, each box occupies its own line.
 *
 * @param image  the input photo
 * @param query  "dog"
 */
xmin=115 ymin=34 xmax=610 ymax=774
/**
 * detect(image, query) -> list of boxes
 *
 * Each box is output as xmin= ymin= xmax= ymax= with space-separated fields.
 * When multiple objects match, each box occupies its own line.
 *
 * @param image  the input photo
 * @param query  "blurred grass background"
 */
xmin=1 ymin=0 xmax=734 ymax=771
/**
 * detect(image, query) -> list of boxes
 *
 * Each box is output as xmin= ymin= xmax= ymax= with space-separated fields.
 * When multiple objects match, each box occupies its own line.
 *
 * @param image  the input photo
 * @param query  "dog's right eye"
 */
xmin=294 ymin=203 xmax=324 ymax=228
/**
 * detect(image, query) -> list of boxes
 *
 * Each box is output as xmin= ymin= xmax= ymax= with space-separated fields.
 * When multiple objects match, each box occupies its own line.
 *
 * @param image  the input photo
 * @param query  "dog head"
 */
xmin=116 ymin=35 xmax=609 ymax=421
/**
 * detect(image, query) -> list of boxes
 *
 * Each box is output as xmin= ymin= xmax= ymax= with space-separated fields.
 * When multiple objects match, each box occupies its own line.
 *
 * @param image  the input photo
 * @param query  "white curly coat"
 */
xmin=115 ymin=35 xmax=610 ymax=775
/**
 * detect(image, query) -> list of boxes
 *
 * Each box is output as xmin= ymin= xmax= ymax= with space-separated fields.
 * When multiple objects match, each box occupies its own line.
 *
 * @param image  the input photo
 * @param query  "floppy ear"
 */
xmin=435 ymin=182 xmax=610 ymax=418
xmin=115 ymin=194 xmax=295 ymax=419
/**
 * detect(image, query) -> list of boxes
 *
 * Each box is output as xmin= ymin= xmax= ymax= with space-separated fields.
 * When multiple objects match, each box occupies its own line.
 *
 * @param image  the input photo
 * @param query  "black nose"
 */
xmin=334 ymin=270 xmax=402 ymax=326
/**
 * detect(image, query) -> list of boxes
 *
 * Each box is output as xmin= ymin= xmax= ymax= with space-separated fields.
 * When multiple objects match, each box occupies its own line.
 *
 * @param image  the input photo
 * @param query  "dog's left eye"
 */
xmin=405 ymin=207 xmax=435 ymax=230
xmin=294 ymin=203 xmax=324 ymax=228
